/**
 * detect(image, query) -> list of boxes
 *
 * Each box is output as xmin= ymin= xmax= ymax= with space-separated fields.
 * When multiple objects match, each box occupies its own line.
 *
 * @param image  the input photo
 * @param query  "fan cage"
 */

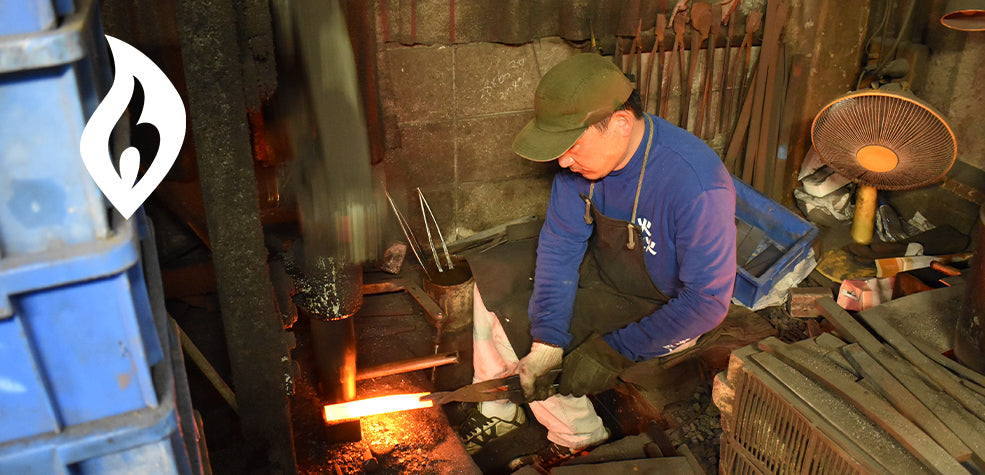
xmin=810 ymin=90 xmax=956 ymax=191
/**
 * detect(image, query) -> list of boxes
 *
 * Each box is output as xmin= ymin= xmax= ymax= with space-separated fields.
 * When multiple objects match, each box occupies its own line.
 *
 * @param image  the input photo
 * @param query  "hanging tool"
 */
xmin=723 ymin=11 xmax=762 ymax=140
xmin=737 ymin=11 xmax=763 ymax=117
xmin=644 ymin=14 xmax=667 ymax=113
xmin=695 ymin=3 xmax=721 ymax=138
xmin=745 ymin=0 xmax=788 ymax=190
xmin=723 ymin=64 xmax=758 ymax=174
xmin=420 ymin=369 xmax=561 ymax=406
xmin=630 ymin=20 xmax=644 ymax=89
xmin=682 ymin=2 xmax=711 ymax=132
xmin=713 ymin=0 xmax=739 ymax=137
xmin=663 ymin=8 xmax=688 ymax=121
xmin=417 ymin=187 xmax=454 ymax=272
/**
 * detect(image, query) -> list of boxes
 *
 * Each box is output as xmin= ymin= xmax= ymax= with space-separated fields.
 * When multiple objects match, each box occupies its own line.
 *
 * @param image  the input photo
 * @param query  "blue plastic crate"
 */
xmin=0 ymin=317 xmax=196 ymax=475
xmin=0 ymin=217 xmax=164 ymax=443
xmin=732 ymin=177 xmax=818 ymax=307
xmin=0 ymin=0 xmax=114 ymax=256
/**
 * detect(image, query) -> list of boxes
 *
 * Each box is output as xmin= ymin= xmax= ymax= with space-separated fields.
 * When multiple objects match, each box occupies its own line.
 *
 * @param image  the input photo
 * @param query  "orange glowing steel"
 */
xmin=323 ymin=392 xmax=433 ymax=423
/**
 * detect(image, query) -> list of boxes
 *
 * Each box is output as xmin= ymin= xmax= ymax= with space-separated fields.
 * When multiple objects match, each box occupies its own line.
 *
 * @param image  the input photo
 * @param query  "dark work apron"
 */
xmin=469 ymin=115 xmax=671 ymax=361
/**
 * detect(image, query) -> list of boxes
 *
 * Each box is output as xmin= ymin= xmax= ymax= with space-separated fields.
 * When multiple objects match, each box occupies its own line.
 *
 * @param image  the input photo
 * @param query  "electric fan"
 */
xmin=811 ymin=87 xmax=957 ymax=244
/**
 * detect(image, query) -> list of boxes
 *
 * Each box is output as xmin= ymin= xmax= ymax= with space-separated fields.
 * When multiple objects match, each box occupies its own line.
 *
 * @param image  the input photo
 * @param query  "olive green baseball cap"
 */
xmin=512 ymin=53 xmax=633 ymax=162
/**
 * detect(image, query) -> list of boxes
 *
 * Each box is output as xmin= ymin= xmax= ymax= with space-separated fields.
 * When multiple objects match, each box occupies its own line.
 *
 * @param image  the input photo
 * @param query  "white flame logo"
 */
xmin=80 ymin=35 xmax=185 ymax=219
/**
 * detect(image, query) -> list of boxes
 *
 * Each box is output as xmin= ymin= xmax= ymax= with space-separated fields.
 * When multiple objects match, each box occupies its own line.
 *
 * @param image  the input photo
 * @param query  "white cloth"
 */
xmin=472 ymin=284 xmax=609 ymax=449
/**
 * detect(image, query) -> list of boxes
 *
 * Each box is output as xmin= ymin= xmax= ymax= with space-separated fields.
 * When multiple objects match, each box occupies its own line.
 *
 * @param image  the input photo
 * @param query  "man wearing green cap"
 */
xmin=463 ymin=52 xmax=736 ymax=469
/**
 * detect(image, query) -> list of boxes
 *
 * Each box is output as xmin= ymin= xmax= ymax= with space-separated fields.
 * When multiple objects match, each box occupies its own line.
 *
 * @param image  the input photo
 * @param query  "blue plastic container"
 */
xmin=0 ymin=217 xmax=164 ymax=444
xmin=0 ymin=315 xmax=195 ymax=474
xmin=0 ymin=0 xmax=114 ymax=256
xmin=732 ymin=177 xmax=818 ymax=307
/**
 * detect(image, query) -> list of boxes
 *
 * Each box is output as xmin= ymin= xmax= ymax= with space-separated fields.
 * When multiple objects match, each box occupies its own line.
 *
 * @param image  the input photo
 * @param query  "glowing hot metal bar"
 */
xmin=323 ymin=392 xmax=434 ymax=423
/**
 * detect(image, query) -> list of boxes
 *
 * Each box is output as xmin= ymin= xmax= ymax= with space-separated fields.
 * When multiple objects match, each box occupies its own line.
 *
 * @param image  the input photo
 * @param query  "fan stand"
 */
xmin=851 ymin=184 xmax=880 ymax=245
xmin=851 ymin=145 xmax=900 ymax=245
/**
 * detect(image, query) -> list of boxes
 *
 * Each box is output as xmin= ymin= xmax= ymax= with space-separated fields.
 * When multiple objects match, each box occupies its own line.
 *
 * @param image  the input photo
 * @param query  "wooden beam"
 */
xmin=846 ymin=343 xmax=985 ymax=469
xmin=856 ymin=308 xmax=985 ymax=421
xmin=912 ymin=339 xmax=985 ymax=390
xmin=842 ymin=344 xmax=974 ymax=464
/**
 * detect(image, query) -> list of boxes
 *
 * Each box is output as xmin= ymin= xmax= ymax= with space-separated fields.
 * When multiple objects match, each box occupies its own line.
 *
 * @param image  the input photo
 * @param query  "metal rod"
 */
xmin=355 ymin=352 xmax=460 ymax=381
xmin=171 ymin=317 xmax=239 ymax=414
xmin=385 ymin=189 xmax=432 ymax=279
xmin=417 ymin=188 xmax=454 ymax=270
xmin=418 ymin=189 xmax=444 ymax=273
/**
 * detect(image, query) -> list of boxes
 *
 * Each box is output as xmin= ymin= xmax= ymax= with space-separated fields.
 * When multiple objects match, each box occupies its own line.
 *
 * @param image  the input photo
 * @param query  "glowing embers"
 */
xmin=323 ymin=392 xmax=433 ymax=423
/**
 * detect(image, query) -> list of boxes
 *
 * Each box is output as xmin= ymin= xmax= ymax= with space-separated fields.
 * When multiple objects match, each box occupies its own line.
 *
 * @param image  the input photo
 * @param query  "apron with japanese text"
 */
xmin=470 ymin=115 xmax=676 ymax=361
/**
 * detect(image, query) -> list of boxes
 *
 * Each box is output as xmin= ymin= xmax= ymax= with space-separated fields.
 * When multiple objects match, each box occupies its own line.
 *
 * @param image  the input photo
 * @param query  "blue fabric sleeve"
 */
xmin=527 ymin=172 xmax=593 ymax=348
xmin=603 ymin=186 xmax=737 ymax=361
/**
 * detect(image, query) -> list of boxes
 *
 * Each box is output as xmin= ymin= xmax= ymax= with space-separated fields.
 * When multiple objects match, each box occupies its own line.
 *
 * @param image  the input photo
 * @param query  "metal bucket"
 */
xmin=422 ymin=257 xmax=474 ymax=333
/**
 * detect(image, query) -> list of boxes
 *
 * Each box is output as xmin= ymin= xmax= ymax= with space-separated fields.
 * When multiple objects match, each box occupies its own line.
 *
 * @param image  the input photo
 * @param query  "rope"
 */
xmin=628 ymin=115 xmax=655 ymax=249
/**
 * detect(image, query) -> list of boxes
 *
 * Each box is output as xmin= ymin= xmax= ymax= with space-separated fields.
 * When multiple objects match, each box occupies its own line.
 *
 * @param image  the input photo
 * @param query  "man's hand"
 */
xmin=516 ymin=342 xmax=563 ymax=401
xmin=558 ymin=333 xmax=634 ymax=397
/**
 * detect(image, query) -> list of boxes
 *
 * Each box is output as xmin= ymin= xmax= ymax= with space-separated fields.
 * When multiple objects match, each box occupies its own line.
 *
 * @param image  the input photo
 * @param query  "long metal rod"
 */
xmin=385 ymin=189 xmax=432 ymax=279
xmin=417 ymin=188 xmax=454 ymax=270
xmin=171 ymin=317 xmax=239 ymax=414
xmin=355 ymin=352 xmax=459 ymax=381
xmin=417 ymin=189 xmax=444 ymax=272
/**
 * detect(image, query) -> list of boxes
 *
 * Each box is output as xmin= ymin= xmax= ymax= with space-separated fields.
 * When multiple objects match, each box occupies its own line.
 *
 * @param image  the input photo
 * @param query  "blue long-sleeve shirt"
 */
xmin=528 ymin=113 xmax=737 ymax=361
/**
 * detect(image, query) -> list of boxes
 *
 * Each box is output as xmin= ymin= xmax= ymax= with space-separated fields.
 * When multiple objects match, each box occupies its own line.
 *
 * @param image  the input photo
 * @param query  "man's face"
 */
xmin=556 ymin=115 xmax=632 ymax=181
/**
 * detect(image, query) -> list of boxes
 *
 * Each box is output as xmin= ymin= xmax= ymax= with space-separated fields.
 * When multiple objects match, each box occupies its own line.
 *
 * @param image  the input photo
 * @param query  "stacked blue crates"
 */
xmin=0 ymin=1 xmax=203 ymax=473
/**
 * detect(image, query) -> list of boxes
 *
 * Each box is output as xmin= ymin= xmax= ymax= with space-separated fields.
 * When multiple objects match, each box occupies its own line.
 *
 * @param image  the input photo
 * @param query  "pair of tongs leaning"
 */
xmin=385 ymin=187 xmax=454 ymax=279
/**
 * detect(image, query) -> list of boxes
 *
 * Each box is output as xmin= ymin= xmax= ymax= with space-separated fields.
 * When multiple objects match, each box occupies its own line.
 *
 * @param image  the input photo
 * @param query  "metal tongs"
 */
xmin=421 ymin=368 xmax=561 ymax=406
xmin=385 ymin=187 xmax=455 ymax=278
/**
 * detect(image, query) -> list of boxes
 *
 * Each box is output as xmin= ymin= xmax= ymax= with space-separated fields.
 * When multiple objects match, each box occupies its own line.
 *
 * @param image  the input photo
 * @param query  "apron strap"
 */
xmin=628 ymin=115 xmax=655 ymax=249
xmin=584 ymin=182 xmax=596 ymax=225
xmin=584 ymin=114 xmax=655 ymax=241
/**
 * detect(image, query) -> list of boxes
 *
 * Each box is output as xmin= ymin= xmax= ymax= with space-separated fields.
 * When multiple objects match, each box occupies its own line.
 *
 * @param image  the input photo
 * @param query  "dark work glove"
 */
xmin=558 ymin=333 xmax=634 ymax=397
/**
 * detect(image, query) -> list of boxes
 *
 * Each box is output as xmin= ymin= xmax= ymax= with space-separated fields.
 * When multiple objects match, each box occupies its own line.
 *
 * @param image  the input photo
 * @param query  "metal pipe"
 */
xmin=355 ymin=352 xmax=459 ymax=381
xmin=307 ymin=312 xmax=357 ymax=402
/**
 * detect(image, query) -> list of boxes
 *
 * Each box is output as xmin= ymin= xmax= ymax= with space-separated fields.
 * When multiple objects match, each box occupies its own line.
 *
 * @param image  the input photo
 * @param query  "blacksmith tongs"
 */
xmin=421 ymin=368 xmax=561 ymax=406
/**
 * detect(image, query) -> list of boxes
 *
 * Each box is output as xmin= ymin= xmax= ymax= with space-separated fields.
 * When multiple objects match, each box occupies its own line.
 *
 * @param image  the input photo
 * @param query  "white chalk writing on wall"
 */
xmin=479 ymin=57 xmax=528 ymax=102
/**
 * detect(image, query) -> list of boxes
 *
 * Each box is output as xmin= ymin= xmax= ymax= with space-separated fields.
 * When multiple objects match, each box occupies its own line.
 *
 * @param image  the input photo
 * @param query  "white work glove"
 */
xmin=516 ymin=342 xmax=563 ymax=402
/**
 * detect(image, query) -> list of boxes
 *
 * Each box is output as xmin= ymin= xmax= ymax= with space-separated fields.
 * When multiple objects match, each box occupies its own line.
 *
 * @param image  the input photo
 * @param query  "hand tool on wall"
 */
xmin=744 ymin=0 xmax=789 ymax=190
xmin=723 ymin=11 xmax=762 ymax=139
xmin=723 ymin=64 xmax=758 ymax=174
xmin=644 ymin=15 xmax=667 ymax=114
xmin=695 ymin=3 xmax=721 ymax=138
xmin=713 ymin=0 xmax=739 ymax=137
xmin=633 ymin=20 xmax=643 ymax=90
xmin=682 ymin=2 xmax=711 ymax=131
xmin=421 ymin=369 xmax=562 ymax=405
xmin=737 ymin=11 xmax=762 ymax=117
xmin=662 ymin=8 xmax=688 ymax=121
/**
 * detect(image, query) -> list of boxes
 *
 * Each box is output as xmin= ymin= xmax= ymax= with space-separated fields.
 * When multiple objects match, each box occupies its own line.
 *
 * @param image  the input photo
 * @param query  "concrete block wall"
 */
xmin=378 ymin=38 xmax=581 ymax=240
